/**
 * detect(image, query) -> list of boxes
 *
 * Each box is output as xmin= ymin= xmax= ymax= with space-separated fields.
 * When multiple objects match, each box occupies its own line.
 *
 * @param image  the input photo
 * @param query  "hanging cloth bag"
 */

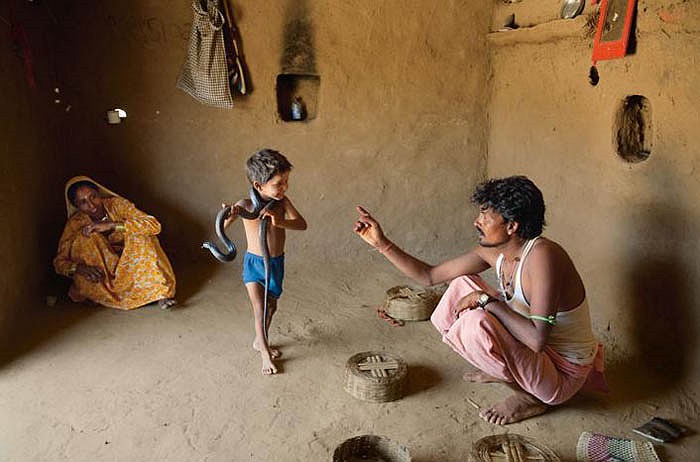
xmin=177 ymin=0 xmax=233 ymax=108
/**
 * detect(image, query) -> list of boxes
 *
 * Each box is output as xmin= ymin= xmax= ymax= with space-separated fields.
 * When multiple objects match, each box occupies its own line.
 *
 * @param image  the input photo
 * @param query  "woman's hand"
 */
xmin=353 ymin=206 xmax=389 ymax=250
xmin=80 ymin=222 xmax=115 ymax=236
xmin=452 ymin=291 xmax=487 ymax=318
xmin=75 ymin=263 xmax=105 ymax=283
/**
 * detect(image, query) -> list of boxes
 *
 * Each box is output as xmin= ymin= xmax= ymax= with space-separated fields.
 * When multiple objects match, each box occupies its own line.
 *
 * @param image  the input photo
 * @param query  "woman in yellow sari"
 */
xmin=54 ymin=176 xmax=177 ymax=310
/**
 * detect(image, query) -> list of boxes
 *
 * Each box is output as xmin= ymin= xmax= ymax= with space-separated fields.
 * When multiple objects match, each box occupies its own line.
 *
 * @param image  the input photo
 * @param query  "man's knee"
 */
xmin=452 ymin=309 xmax=501 ymax=347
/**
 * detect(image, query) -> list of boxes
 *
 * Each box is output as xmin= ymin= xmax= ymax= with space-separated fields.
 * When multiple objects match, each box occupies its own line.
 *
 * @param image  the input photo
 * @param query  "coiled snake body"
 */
xmin=202 ymin=188 xmax=276 ymax=263
xmin=202 ymin=188 xmax=278 ymax=341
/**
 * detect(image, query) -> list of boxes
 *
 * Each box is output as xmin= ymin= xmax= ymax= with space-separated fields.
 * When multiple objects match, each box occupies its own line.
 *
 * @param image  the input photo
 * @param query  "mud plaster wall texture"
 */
xmin=40 ymin=0 xmax=491 ymax=277
xmin=487 ymin=0 xmax=700 ymax=392
xmin=0 ymin=3 xmax=70 ymax=355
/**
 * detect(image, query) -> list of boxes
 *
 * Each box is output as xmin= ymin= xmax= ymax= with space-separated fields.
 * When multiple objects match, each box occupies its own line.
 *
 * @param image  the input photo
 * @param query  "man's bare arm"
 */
xmin=485 ymin=243 xmax=561 ymax=352
xmin=353 ymin=206 xmax=490 ymax=286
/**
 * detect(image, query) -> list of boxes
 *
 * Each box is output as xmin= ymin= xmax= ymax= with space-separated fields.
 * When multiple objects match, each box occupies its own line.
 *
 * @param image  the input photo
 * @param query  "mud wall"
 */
xmin=0 ymin=3 xmax=69 ymax=357
xmin=41 ymin=0 xmax=492 ymax=271
xmin=487 ymin=0 xmax=700 ymax=390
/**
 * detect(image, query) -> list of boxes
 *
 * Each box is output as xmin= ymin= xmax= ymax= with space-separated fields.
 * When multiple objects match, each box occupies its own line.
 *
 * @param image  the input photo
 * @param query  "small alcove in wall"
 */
xmin=276 ymin=73 xmax=320 ymax=122
xmin=614 ymin=95 xmax=652 ymax=163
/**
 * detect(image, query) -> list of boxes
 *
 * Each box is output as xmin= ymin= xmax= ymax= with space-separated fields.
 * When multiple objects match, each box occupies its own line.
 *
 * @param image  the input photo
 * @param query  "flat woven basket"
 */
xmin=333 ymin=434 xmax=411 ymax=462
xmin=343 ymin=351 xmax=408 ymax=403
xmin=470 ymin=434 xmax=560 ymax=462
xmin=383 ymin=285 xmax=444 ymax=321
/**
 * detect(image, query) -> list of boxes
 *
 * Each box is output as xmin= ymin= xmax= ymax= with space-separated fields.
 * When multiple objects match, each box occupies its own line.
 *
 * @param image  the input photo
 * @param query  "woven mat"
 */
xmin=576 ymin=432 xmax=660 ymax=462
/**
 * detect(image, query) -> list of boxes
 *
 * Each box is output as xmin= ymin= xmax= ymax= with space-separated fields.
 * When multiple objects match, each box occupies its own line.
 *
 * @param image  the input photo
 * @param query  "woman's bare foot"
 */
xmin=158 ymin=298 xmax=177 ymax=310
xmin=463 ymin=370 xmax=502 ymax=383
xmin=260 ymin=352 xmax=278 ymax=375
xmin=479 ymin=391 xmax=548 ymax=425
xmin=253 ymin=341 xmax=281 ymax=359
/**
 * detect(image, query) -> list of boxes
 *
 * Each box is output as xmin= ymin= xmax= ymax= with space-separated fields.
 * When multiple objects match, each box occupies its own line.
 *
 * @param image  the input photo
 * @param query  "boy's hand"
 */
xmin=353 ymin=206 xmax=389 ymax=249
xmin=221 ymin=203 xmax=239 ymax=228
xmin=260 ymin=204 xmax=284 ymax=227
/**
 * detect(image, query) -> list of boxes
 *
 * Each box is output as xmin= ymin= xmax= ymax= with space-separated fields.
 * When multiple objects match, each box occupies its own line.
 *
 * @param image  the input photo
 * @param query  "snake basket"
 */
xmin=333 ymin=434 xmax=411 ymax=462
xmin=383 ymin=285 xmax=445 ymax=321
xmin=470 ymin=434 xmax=560 ymax=462
xmin=343 ymin=351 xmax=408 ymax=403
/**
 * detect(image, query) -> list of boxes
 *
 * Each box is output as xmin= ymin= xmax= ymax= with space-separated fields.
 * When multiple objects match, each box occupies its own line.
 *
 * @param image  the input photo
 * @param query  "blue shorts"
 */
xmin=242 ymin=252 xmax=285 ymax=299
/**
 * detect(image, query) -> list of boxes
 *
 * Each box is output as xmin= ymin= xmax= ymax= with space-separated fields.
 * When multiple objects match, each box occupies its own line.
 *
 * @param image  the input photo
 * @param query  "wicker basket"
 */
xmin=343 ymin=351 xmax=408 ymax=403
xmin=383 ymin=285 xmax=444 ymax=321
xmin=470 ymin=434 xmax=560 ymax=462
xmin=333 ymin=434 xmax=411 ymax=462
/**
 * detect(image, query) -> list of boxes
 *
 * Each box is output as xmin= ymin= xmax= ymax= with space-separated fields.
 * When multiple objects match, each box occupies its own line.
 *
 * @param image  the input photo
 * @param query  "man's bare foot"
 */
xmin=479 ymin=391 xmax=548 ymax=425
xmin=253 ymin=341 xmax=281 ymax=359
xmin=463 ymin=370 xmax=503 ymax=383
xmin=261 ymin=352 xmax=278 ymax=375
xmin=158 ymin=298 xmax=177 ymax=310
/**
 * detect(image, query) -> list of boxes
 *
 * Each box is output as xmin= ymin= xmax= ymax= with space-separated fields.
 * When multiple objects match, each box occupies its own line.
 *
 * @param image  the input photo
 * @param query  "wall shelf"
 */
xmin=487 ymin=16 xmax=589 ymax=46
xmin=276 ymin=73 xmax=320 ymax=122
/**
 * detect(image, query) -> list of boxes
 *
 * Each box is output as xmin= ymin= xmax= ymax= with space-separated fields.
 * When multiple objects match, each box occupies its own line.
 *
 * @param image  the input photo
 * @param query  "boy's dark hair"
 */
xmin=245 ymin=149 xmax=293 ymax=185
xmin=470 ymin=176 xmax=546 ymax=239
xmin=67 ymin=180 xmax=99 ymax=205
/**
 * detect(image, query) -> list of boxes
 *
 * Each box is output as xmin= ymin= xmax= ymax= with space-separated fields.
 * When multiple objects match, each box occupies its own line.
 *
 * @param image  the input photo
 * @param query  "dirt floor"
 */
xmin=1 ymin=259 xmax=698 ymax=461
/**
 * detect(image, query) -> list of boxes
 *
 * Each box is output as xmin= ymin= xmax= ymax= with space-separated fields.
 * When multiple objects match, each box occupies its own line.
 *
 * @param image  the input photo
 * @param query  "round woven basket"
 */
xmin=470 ymin=434 xmax=560 ymax=462
xmin=333 ymin=434 xmax=411 ymax=462
xmin=343 ymin=351 xmax=408 ymax=403
xmin=383 ymin=285 xmax=444 ymax=321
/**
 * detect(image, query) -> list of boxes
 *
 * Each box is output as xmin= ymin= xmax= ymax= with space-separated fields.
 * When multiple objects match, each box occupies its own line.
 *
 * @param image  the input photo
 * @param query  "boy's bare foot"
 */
xmin=253 ymin=341 xmax=282 ymax=359
xmin=158 ymin=298 xmax=177 ymax=310
xmin=479 ymin=391 xmax=548 ymax=425
xmin=261 ymin=352 xmax=278 ymax=375
xmin=463 ymin=370 xmax=502 ymax=383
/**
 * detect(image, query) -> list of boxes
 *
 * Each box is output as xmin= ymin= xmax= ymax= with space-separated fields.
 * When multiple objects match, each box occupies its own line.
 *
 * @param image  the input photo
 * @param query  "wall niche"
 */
xmin=276 ymin=73 xmax=320 ymax=122
xmin=614 ymin=95 xmax=652 ymax=163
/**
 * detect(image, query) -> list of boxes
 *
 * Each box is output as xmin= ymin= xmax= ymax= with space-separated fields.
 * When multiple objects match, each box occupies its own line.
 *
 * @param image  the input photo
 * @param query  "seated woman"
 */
xmin=54 ymin=176 xmax=177 ymax=310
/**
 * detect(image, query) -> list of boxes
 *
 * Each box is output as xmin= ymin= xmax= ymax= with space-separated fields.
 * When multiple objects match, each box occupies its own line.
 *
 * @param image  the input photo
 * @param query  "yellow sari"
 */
xmin=53 ymin=176 xmax=176 ymax=310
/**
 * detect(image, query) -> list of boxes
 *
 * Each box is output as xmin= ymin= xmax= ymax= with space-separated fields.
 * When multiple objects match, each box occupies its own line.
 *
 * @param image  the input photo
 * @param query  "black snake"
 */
xmin=202 ymin=188 xmax=276 ymax=263
xmin=202 ymin=188 xmax=278 ymax=341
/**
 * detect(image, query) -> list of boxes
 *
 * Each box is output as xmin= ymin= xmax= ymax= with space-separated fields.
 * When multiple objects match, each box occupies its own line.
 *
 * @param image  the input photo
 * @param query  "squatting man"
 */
xmin=353 ymin=176 xmax=606 ymax=425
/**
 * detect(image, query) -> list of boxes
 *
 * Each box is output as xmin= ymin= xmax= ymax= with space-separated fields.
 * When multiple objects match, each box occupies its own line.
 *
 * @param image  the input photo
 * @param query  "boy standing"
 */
xmin=224 ymin=149 xmax=307 ymax=375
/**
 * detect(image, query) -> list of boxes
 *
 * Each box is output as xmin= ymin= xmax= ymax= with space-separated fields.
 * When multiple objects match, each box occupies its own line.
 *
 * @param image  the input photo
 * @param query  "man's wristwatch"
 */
xmin=477 ymin=293 xmax=496 ymax=309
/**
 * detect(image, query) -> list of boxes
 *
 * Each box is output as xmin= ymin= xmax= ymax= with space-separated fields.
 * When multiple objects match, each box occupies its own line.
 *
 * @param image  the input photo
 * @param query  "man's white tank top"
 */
xmin=496 ymin=237 xmax=598 ymax=365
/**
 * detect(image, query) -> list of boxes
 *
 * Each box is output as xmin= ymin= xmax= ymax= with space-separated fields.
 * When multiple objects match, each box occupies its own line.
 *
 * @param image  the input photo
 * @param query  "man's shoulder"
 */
xmin=532 ymin=237 xmax=566 ymax=255
xmin=528 ymin=237 xmax=574 ymax=268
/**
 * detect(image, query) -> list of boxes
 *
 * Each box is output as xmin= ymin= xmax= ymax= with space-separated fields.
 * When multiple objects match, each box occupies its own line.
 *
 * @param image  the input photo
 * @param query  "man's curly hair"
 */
xmin=470 ymin=176 xmax=546 ymax=239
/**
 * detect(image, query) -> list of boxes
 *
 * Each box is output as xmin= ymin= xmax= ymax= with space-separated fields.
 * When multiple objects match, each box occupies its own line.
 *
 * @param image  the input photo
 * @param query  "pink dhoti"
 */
xmin=431 ymin=276 xmax=607 ymax=405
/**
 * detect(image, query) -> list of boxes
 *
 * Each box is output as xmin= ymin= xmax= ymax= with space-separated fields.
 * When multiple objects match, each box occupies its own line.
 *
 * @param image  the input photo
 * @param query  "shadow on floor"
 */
xmin=0 ymin=300 xmax=96 ymax=369
xmin=405 ymin=364 xmax=443 ymax=397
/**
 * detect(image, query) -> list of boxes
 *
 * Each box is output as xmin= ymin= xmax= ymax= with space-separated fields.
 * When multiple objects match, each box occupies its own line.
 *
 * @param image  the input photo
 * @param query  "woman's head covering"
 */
xmin=64 ymin=175 xmax=122 ymax=218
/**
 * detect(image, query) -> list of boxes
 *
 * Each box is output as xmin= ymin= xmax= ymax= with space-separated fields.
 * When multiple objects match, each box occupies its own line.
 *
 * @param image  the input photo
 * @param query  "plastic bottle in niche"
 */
xmin=290 ymin=97 xmax=305 ymax=121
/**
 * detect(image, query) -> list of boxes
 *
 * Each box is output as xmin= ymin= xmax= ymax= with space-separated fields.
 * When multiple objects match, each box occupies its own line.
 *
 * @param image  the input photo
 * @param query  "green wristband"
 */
xmin=528 ymin=314 xmax=557 ymax=326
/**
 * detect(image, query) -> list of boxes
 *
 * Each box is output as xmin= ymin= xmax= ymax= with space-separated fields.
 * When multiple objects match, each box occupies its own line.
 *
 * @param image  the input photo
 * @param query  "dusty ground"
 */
xmin=1 ymin=259 xmax=698 ymax=461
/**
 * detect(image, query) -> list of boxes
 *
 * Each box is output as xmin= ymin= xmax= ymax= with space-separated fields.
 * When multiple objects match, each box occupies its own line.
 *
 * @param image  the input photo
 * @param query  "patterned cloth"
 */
xmin=176 ymin=0 xmax=234 ymax=108
xmin=54 ymin=177 xmax=176 ymax=310
xmin=431 ymin=275 xmax=606 ymax=405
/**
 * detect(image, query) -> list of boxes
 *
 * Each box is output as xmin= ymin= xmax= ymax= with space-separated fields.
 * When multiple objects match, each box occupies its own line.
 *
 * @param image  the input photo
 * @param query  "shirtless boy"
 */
xmin=223 ymin=149 xmax=307 ymax=375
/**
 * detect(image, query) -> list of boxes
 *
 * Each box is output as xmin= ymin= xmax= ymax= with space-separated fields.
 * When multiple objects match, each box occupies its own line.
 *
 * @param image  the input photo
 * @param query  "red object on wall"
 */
xmin=592 ymin=0 xmax=637 ymax=64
